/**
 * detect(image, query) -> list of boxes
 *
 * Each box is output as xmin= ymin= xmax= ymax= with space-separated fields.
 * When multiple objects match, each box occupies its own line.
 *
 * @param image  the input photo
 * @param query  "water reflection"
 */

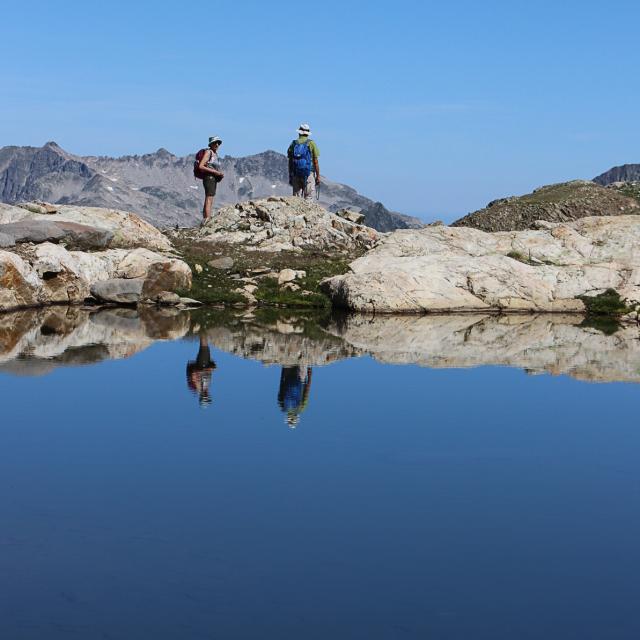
xmin=1 ymin=306 xmax=640 ymax=384
xmin=186 ymin=334 xmax=217 ymax=407
xmin=278 ymin=366 xmax=313 ymax=427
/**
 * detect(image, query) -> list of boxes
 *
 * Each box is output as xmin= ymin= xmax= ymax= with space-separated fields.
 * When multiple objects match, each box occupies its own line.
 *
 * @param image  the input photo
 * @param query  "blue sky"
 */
xmin=2 ymin=0 xmax=639 ymax=221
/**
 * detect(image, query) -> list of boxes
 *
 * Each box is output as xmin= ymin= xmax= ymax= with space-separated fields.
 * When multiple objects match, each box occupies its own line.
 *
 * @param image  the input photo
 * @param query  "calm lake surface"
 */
xmin=1 ymin=306 xmax=639 ymax=639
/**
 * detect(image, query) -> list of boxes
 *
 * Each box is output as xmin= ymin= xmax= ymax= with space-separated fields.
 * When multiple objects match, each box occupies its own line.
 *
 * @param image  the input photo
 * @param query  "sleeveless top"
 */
xmin=206 ymin=150 xmax=221 ymax=171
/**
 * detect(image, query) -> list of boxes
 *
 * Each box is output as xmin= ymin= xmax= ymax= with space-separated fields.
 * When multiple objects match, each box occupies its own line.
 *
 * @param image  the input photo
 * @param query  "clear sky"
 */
xmin=2 ymin=0 xmax=639 ymax=221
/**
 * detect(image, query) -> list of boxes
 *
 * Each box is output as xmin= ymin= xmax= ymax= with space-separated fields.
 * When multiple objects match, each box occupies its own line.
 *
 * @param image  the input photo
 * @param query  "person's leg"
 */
xmin=202 ymin=176 xmax=217 ymax=223
xmin=292 ymin=176 xmax=303 ymax=197
xmin=203 ymin=195 xmax=213 ymax=221
xmin=304 ymin=174 xmax=316 ymax=201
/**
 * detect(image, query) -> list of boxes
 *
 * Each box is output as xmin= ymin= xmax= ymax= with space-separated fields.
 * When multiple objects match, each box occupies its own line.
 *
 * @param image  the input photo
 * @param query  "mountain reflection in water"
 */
xmin=1 ymin=306 xmax=639 ymax=384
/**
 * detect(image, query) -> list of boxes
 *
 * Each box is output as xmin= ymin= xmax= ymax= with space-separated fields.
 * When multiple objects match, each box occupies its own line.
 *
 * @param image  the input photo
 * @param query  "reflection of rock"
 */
xmin=201 ymin=314 xmax=358 ymax=367
xmin=0 ymin=306 xmax=190 ymax=376
xmin=327 ymin=313 xmax=640 ymax=383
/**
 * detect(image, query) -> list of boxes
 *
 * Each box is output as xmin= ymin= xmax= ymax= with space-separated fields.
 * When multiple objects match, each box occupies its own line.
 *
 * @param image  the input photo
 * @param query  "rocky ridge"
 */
xmin=0 ymin=142 xmax=423 ymax=231
xmin=452 ymin=180 xmax=639 ymax=232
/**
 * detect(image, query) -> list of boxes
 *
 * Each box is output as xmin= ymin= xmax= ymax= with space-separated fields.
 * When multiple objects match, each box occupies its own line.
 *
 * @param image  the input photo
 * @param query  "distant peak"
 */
xmin=44 ymin=141 xmax=61 ymax=149
xmin=155 ymin=147 xmax=174 ymax=157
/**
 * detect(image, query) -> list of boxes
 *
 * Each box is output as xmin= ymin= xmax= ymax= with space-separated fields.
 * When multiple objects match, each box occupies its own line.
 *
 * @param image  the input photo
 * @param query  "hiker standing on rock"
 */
xmin=287 ymin=124 xmax=320 ymax=201
xmin=194 ymin=136 xmax=224 ymax=225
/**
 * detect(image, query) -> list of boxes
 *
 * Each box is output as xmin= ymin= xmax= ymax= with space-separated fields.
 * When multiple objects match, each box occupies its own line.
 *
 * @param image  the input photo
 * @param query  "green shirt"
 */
xmin=287 ymin=136 xmax=320 ymax=160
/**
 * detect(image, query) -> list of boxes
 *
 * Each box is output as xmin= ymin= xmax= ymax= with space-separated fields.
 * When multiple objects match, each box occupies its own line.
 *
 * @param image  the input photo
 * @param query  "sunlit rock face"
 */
xmin=0 ymin=307 xmax=190 ymax=376
xmin=321 ymin=216 xmax=640 ymax=313
xmin=326 ymin=313 xmax=640 ymax=383
xmin=0 ymin=202 xmax=192 ymax=313
xmin=187 ymin=197 xmax=378 ymax=254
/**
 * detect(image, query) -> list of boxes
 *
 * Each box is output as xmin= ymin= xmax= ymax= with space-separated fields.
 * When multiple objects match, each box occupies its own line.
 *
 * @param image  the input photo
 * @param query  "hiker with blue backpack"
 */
xmin=287 ymin=123 xmax=320 ymax=201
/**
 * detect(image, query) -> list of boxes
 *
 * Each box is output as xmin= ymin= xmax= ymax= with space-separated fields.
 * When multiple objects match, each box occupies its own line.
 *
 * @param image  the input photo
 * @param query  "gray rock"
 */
xmin=336 ymin=208 xmax=366 ymax=224
xmin=141 ymin=260 xmax=192 ymax=300
xmin=153 ymin=291 xmax=181 ymax=305
xmin=91 ymin=278 xmax=144 ymax=304
xmin=208 ymin=257 xmax=234 ymax=270
xmin=0 ymin=219 xmax=114 ymax=251
xmin=321 ymin=215 xmax=640 ymax=313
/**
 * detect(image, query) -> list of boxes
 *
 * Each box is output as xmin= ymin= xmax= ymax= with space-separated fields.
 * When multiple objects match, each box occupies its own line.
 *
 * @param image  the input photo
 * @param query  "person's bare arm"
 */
xmin=198 ymin=150 xmax=224 ymax=178
xmin=313 ymin=157 xmax=321 ymax=185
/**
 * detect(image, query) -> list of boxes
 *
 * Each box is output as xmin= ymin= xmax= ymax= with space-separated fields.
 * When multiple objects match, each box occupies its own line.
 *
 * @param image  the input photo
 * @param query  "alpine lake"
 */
xmin=1 ymin=304 xmax=639 ymax=639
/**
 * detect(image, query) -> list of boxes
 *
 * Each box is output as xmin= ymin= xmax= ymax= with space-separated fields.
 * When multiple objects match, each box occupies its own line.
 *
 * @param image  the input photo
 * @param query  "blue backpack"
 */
xmin=291 ymin=141 xmax=313 ymax=178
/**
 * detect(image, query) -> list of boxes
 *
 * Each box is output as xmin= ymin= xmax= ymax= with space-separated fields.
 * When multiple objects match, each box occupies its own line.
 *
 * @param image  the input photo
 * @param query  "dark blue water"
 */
xmin=1 ymin=312 xmax=639 ymax=639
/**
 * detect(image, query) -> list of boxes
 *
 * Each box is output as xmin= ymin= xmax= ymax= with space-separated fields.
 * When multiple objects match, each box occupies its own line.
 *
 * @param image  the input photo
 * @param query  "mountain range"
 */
xmin=593 ymin=164 xmax=640 ymax=186
xmin=0 ymin=142 xmax=424 ymax=232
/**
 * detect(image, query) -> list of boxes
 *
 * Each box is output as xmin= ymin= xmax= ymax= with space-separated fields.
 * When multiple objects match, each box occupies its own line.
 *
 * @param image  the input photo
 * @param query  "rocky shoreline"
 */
xmin=2 ymin=193 xmax=640 ymax=326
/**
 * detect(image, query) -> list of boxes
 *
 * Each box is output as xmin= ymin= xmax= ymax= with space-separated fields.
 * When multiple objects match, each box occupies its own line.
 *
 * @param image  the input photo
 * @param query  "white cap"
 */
xmin=297 ymin=123 xmax=311 ymax=136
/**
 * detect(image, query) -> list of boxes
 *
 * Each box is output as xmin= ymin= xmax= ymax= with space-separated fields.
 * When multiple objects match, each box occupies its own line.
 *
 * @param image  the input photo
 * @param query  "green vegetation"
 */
xmin=578 ymin=288 xmax=630 ymax=316
xmin=517 ymin=181 xmax=592 ymax=205
xmin=576 ymin=288 xmax=639 ymax=334
xmin=506 ymin=250 xmax=531 ymax=264
xmin=176 ymin=253 xmax=245 ymax=305
xmin=579 ymin=315 xmax=621 ymax=336
xmin=172 ymin=236 xmax=356 ymax=309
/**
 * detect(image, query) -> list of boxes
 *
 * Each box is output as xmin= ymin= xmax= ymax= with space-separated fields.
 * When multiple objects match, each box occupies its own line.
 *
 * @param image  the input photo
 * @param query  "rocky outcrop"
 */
xmin=0 ymin=243 xmax=191 ymax=311
xmin=452 ymin=180 xmax=640 ymax=232
xmin=190 ymin=196 xmax=379 ymax=253
xmin=0 ymin=142 xmax=423 ymax=231
xmin=0 ymin=201 xmax=171 ymax=252
xmin=321 ymin=215 xmax=640 ymax=313
xmin=327 ymin=313 xmax=640 ymax=384
xmin=0 ymin=203 xmax=191 ymax=312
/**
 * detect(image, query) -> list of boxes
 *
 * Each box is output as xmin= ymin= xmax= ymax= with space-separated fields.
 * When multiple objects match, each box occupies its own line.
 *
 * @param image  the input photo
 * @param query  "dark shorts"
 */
xmin=203 ymin=175 xmax=218 ymax=197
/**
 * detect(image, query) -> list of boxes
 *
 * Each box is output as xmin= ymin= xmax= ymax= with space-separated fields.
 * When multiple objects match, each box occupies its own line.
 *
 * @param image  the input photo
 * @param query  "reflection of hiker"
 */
xmin=277 ymin=366 xmax=312 ymax=428
xmin=194 ymin=136 xmax=224 ymax=225
xmin=287 ymin=124 xmax=320 ymax=201
xmin=186 ymin=334 xmax=217 ymax=407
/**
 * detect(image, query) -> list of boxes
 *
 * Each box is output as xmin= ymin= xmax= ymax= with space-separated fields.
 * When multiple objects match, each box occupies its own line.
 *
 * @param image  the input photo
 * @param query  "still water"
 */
xmin=0 ymin=306 xmax=639 ymax=639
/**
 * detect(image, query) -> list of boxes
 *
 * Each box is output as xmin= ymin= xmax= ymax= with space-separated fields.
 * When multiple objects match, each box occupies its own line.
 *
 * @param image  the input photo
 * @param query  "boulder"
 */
xmin=91 ymin=278 xmax=144 ymax=304
xmin=0 ymin=202 xmax=171 ymax=252
xmin=208 ymin=257 xmax=234 ymax=270
xmin=153 ymin=291 xmax=182 ymax=305
xmin=277 ymin=268 xmax=305 ymax=285
xmin=141 ymin=260 xmax=192 ymax=300
xmin=0 ymin=241 xmax=192 ymax=313
xmin=0 ymin=220 xmax=113 ymax=250
xmin=0 ymin=251 xmax=42 ymax=310
xmin=336 ymin=208 xmax=366 ymax=224
xmin=321 ymin=216 xmax=640 ymax=313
